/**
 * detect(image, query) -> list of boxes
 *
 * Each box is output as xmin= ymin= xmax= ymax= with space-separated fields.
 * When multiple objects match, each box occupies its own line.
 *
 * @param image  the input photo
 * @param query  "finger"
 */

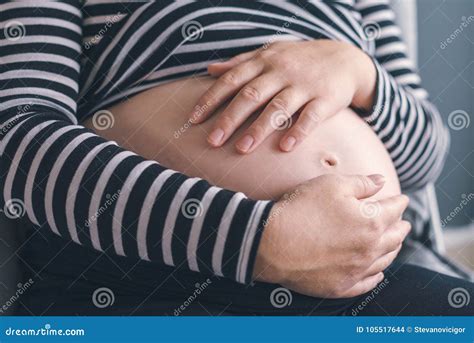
xmin=337 ymin=272 xmax=385 ymax=298
xmin=279 ymin=99 xmax=339 ymax=152
xmin=379 ymin=220 xmax=411 ymax=255
xmin=375 ymin=195 xmax=410 ymax=228
xmin=190 ymin=60 xmax=264 ymax=124
xmin=207 ymin=75 xmax=285 ymax=147
xmin=364 ymin=244 xmax=402 ymax=277
xmin=344 ymin=174 xmax=386 ymax=199
xmin=208 ymin=50 xmax=260 ymax=76
xmin=235 ymin=88 xmax=308 ymax=153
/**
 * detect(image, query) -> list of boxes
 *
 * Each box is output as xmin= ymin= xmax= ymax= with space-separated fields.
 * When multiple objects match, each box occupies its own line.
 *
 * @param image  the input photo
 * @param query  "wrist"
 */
xmin=352 ymin=49 xmax=377 ymax=112
xmin=252 ymin=205 xmax=289 ymax=284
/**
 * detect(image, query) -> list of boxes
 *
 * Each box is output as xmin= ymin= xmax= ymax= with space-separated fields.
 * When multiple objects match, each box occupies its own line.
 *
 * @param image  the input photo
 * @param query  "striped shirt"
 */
xmin=0 ymin=0 xmax=449 ymax=285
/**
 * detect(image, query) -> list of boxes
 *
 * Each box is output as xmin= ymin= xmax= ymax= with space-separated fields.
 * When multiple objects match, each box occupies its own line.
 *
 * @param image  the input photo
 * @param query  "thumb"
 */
xmin=346 ymin=174 xmax=385 ymax=199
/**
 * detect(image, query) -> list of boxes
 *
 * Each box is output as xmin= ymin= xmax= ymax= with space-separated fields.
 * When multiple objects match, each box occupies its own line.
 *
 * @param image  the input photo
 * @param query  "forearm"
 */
xmin=1 ymin=108 xmax=273 ymax=284
xmin=0 ymin=2 xmax=272 ymax=285
xmin=358 ymin=59 xmax=450 ymax=190
xmin=353 ymin=0 xmax=450 ymax=191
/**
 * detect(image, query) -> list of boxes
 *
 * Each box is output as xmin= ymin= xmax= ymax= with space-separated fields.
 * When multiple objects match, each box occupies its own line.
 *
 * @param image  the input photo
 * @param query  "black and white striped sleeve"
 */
xmin=355 ymin=0 xmax=450 ymax=191
xmin=0 ymin=2 xmax=273 ymax=284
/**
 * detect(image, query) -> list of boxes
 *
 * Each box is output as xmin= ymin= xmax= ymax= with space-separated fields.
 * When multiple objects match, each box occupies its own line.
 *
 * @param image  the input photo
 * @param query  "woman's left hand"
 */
xmin=189 ymin=40 xmax=377 ymax=153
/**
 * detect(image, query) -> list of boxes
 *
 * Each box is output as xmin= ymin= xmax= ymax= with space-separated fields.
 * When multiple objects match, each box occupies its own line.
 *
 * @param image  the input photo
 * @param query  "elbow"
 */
xmin=418 ymin=104 xmax=452 ymax=187
xmin=427 ymin=123 xmax=450 ymax=185
xmin=400 ymin=116 xmax=451 ymax=191
xmin=430 ymin=107 xmax=451 ymax=181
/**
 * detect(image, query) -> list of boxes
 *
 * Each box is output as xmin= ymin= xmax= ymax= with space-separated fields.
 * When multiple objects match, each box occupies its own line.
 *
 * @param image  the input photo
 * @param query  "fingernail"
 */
xmin=236 ymin=135 xmax=254 ymax=152
xmin=280 ymin=136 xmax=296 ymax=151
xmin=208 ymin=128 xmax=224 ymax=146
xmin=368 ymin=174 xmax=385 ymax=186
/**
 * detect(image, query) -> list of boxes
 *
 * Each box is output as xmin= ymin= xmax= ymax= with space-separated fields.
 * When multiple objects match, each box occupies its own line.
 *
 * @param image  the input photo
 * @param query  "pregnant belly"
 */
xmin=83 ymin=76 xmax=400 ymax=200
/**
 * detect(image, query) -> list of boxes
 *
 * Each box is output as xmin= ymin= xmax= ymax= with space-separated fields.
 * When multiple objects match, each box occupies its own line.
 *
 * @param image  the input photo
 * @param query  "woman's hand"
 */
xmin=189 ymin=40 xmax=377 ymax=153
xmin=253 ymin=174 xmax=410 ymax=298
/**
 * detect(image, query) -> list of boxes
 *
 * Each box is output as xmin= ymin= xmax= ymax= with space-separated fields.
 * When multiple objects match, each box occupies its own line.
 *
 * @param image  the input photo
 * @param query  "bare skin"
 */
xmin=84 ymin=76 xmax=399 ymax=200
xmin=191 ymin=40 xmax=377 ymax=153
xmin=83 ymin=76 xmax=410 ymax=298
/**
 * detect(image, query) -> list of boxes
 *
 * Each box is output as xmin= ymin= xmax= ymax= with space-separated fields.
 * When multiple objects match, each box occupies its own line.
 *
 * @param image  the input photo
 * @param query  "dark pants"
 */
xmin=17 ymin=229 xmax=474 ymax=316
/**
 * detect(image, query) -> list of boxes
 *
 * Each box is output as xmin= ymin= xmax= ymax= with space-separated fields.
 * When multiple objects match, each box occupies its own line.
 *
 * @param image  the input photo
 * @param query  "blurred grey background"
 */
xmin=417 ymin=0 xmax=473 ymax=228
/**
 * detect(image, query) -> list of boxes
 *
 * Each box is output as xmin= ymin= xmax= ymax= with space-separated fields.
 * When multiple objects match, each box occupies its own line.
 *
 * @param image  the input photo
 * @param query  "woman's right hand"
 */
xmin=253 ymin=174 xmax=411 ymax=298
